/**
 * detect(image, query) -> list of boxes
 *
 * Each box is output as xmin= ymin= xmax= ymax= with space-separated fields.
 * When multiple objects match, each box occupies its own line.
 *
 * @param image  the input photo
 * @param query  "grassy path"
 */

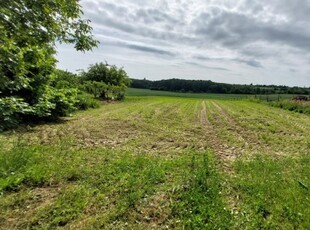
xmin=0 ymin=96 xmax=309 ymax=229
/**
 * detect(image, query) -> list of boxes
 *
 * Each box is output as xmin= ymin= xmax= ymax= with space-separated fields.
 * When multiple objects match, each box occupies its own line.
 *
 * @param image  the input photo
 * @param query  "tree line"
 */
xmin=131 ymin=78 xmax=310 ymax=95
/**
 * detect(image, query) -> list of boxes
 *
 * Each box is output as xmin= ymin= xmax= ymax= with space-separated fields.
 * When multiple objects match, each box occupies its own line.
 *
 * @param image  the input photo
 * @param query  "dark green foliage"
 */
xmin=110 ymin=85 xmax=127 ymax=100
xmin=82 ymin=80 xmax=108 ymax=98
xmin=82 ymin=63 xmax=131 ymax=100
xmin=75 ymin=92 xmax=101 ymax=110
xmin=0 ymin=97 xmax=33 ymax=130
xmin=51 ymin=70 xmax=81 ymax=89
xmin=131 ymin=78 xmax=310 ymax=95
xmin=50 ymin=70 xmax=102 ymax=111
xmin=0 ymin=0 xmax=98 ymax=130
xmin=35 ymin=86 xmax=78 ymax=118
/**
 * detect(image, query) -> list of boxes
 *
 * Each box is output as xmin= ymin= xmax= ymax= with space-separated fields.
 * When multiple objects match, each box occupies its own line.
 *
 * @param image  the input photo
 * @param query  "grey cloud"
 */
xmin=193 ymin=9 xmax=310 ymax=52
xmin=256 ymin=0 xmax=310 ymax=23
xmin=104 ymin=40 xmax=175 ymax=57
xmin=94 ymin=1 xmax=129 ymax=15
xmin=234 ymin=59 xmax=263 ymax=68
xmin=84 ymin=0 xmax=310 ymax=55
xmin=135 ymin=8 xmax=180 ymax=25
xmin=193 ymin=55 xmax=213 ymax=61
xmin=240 ymin=46 xmax=276 ymax=59
xmin=186 ymin=62 xmax=230 ymax=71
xmin=193 ymin=55 xmax=263 ymax=68
xmin=82 ymin=1 xmax=200 ymax=49
xmin=87 ymin=12 xmax=136 ymax=34
xmin=86 ymin=10 xmax=193 ymax=44
xmin=123 ymin=44 xmax=175 ymax=56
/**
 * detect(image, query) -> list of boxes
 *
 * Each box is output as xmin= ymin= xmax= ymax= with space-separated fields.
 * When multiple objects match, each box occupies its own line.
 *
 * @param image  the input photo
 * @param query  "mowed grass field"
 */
xmin=0 ymin=94 xmax=310 ymax=229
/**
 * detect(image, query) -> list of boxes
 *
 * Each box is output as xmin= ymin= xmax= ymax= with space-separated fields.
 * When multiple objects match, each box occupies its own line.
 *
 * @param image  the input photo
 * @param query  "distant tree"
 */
xmin=130 ymin=78 xmax=310 ymax=95
xmin=82 ymin=63 xmax=131 ymax=100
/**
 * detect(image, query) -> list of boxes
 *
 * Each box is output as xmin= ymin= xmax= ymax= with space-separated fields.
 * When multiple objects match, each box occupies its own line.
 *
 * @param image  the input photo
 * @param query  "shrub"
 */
xmin=76 ymin=92 xmax=101 ymax=110
xmin=81 ymin=63 xmax=131 ymax=100
xmin=0 ymin=97 xmax=33 ymax=131
xmin=0 ymin=1 xmax=97 ymax=129
xmin=82 ymin=81 xmax=108 ymax=98
xmin=37 ymin=87 xmax=78 ymax=118
xmin=0 ymin=87 xmax=78 ymax=130
xmin=51 ymin=70 xmax=81 ymax=89
xmin=269 ymin=100 xmax=310 ymax=114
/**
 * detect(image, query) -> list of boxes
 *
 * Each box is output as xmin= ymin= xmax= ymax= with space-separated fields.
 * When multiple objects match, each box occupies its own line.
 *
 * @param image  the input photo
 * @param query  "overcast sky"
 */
xmin=56 ymin=0 xmax=310 ymax=87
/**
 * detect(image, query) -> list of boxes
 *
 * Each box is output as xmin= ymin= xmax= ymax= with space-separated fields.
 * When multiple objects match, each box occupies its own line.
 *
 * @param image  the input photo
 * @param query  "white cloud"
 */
xmin=56 ymin=0 xmax=310 ymax=86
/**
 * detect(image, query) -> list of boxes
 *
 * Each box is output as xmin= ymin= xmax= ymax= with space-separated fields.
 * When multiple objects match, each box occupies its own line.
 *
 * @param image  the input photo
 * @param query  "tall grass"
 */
xmin=269 ymin=100 xmax=310 ymax=114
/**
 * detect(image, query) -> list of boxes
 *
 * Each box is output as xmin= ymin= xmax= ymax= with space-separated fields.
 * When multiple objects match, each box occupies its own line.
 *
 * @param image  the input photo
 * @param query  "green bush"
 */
xmin=81 ymin=63 xmax=131 ymax=100
xmin=269 ymin=100 xmax=310 ymax=114
xmin=76 ymin=92 xmax=101 ymax=110
xmin=0 ymin=87 xmax=78 ymax=130
xmin=29 ymin=86 xmax=78 ymax=119
xmin=0 ymin=97 xmax=33 ymax=131
xmin=51 ymin=70 xmax=81 ymax=89
xmin=0 ymin=0 xmax=97 ymax=130
xmin=82 ymin=81 xmax=108 ymax=98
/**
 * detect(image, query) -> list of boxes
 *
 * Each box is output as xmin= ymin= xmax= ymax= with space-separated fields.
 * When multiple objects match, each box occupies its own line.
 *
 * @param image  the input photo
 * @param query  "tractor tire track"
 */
xmin=211 ymin=101 xmax=264 ymax=149
xmin=199 ymin=101 xmax=241 ymax=217
xmin=199 ymin=101 xmax=239 ymax=173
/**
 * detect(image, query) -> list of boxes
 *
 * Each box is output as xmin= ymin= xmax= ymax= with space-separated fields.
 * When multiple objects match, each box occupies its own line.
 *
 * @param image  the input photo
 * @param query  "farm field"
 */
xmin=0 ymin=96 xmax=310 ymax=229
xmin=127 ymin=88 xmax=298 ymax=101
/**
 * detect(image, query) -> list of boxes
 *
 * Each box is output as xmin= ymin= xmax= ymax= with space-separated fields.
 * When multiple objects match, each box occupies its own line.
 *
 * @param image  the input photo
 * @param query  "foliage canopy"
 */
xmin=0 ymin=0 xmax=98 ymax=130
xmin=82 ymin=63 xmax=131 ymax=100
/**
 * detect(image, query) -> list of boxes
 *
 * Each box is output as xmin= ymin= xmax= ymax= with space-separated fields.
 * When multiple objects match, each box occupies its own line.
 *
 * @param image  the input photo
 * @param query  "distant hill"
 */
xmin=130 ymin=78 xmax=310 ymax=95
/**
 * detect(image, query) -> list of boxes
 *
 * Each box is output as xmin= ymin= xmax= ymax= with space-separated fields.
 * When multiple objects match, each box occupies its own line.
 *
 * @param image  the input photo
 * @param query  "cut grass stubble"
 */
xmin=0 ymin=95 xmax=309 ymax=229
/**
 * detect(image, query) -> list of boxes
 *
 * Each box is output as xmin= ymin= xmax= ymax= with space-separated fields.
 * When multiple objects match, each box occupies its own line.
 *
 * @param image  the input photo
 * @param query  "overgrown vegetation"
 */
xmin=0 ymin=0 xmax=98 ymax=130
xmin=0 ymin=64 xmax=131 ymax=131
xmin=81 ymin=63 xmax=131 ymax=100
xmin=269 ymin=99 xmax=310 ymax=114
xmin=0 ymin=2 xmax=131 ymax=131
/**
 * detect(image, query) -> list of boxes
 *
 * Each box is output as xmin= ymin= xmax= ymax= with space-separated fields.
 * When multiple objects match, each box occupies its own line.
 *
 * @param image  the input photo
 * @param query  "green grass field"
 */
xmin=126 ymin=88 xmax=298 ymax=101
xmin=1 ymin=95 xmax=309 ymax=229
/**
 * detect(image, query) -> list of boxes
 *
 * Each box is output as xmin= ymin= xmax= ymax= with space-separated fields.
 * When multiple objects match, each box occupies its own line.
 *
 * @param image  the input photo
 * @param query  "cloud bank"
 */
xmin=56 ymin=0 xmax=310 ymax=86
